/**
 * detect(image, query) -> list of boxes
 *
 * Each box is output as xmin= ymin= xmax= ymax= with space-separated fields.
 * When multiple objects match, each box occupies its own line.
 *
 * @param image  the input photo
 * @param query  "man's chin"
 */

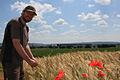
xmin=25 ymin=20 xmax=32 ymax=23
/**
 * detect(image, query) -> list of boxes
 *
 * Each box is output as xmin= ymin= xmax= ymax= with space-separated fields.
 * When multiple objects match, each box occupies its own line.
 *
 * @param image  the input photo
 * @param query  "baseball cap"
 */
xmin=23 ymin=5 xmax=37 ymax=16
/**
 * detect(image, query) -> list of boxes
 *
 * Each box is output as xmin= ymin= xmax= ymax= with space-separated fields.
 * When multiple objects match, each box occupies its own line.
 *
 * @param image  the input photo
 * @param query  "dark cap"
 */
xmin=23 ymin=5 xmax=37 ymax=15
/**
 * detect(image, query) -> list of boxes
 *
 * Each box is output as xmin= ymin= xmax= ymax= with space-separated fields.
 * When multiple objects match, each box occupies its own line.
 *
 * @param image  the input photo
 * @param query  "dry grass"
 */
xmin=24 ymin=51 xmax=120 ymax=80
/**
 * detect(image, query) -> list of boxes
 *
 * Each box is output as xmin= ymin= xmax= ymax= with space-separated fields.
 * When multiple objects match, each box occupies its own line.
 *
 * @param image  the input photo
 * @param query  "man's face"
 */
xmin=22 ymin=11 xmax=35 ymax=23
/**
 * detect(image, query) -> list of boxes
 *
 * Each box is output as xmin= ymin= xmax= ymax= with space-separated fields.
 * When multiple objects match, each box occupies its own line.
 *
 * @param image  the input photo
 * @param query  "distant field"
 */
xmin=1 ymin=47 xmax=120 ymax=57
xmin=31 ymin=47 xmax=120 ymax=57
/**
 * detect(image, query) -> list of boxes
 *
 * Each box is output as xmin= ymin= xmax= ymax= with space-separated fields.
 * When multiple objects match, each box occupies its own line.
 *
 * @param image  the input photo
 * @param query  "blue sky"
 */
xmin=0 ymin=0 xmax=120 ymax=44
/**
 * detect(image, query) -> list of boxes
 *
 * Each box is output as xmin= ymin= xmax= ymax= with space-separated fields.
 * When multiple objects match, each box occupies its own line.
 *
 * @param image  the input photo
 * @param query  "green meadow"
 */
xmin=31 ymin=47 xmax=120 ymax=57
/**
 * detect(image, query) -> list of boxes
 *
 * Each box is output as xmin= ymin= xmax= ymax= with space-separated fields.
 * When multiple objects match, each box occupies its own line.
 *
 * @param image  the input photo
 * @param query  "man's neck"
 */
xmin=20 ymin=16 xmax=26 ymax=25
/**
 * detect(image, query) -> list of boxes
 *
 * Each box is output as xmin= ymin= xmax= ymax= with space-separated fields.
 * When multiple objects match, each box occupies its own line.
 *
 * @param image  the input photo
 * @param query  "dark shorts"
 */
xmin=2 ymin=61 xmax=24 ymax=80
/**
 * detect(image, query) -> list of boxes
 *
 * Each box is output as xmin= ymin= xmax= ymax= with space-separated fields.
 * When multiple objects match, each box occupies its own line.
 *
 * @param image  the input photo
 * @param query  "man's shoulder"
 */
xmin=9 ymin=17 xmax=19 ymax=23
xmin=6 ymin=17 xmax=21 ymax=28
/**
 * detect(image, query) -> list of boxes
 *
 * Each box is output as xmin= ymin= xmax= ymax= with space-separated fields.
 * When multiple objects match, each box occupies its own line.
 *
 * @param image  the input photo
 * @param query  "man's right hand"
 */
xmin=28 ymin=59 xmax=38 ymax=67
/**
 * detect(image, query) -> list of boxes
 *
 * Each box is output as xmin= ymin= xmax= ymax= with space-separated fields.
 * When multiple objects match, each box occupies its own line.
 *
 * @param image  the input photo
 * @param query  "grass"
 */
xmin=31 ymin=47 xmax=120 ymax=57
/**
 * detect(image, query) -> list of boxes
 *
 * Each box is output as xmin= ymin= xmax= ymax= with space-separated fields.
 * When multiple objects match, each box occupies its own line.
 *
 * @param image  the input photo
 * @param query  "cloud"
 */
xmin=84 ymin=34 xmax=120 ymax=42
xmin=88 ymin=4 xmax=95 ymax=8
xmin=11 ymin=0 xmax=56 ymax=24
xmin=61 ymin=29 xmax=79 ymax=35
xmin=97 ymin=20 xmax=108 ymax=26
xmin=53 ymin=18 xmax=68 ymax=26
xmin=113 ymin=24 xmax=120 ymax=28
xmin=41 ymin=24 xmax=57 ymax=31
xmin=112 ymin=24 xmax=120 ymax=31
xmin=77 ymin=10 xmax=109 ymax=26
xmin=80 ymin=23 xmax=85 ymax=27
xmin=94 ymin=0 xmax=111 ymax=5
xmin=55 ymin=10 xmax=62 ymax=14
xmin=69 ymin=25 xmax=75 ymax=28
xmin=62 ymin=0 xmax=74 ymax=3
xmin=29 ymin=27 xmax=120 ymax=43
xmin=80 ymin=29 xmax=93 ymax=33
xmin=116 ymin=14 xmax=120 ymax=18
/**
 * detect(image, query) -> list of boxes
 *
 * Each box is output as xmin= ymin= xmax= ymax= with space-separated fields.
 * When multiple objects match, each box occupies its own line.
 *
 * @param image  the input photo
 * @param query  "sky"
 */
xmin=0 ymin=0 xmax=120 ymax=44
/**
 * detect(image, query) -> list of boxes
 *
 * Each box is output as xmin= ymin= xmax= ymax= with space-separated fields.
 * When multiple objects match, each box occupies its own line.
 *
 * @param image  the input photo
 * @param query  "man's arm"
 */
xmin=24 ymin=44 xmax=38 ymax=64
xmin=24 ymin=44 xmax=34 ymax=59
xmin=12 ymin=39 xmax=38 ymax=67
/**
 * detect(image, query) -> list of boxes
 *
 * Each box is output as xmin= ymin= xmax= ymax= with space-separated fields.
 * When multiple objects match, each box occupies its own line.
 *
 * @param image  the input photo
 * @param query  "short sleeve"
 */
xmin=10 ymin=20 xmax=21 ymax=40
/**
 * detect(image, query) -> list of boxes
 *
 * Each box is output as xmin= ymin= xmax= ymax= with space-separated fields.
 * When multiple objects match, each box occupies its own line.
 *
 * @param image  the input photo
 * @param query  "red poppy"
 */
xmin=97 ymin=70 xmax=106 ymax=78
xmin=54 ymin=70 xmax=64 ymax=80
xmin=88 ymin=59 xmax=103 ymax=69
xmin=81 ymin=73 xmax=88 ymax=78
xmin=54 ymin=76 xmax=60 ymax=80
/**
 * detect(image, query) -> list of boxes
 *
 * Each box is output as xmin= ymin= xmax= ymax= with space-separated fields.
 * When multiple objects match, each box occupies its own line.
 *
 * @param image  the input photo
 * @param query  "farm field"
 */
xmin=0 ymin=48 xmax=120 ymax=80
xmin=24 ymin=51 xmax=120 ymax=80
xmin=31 ymin=47 xmax=120 ymax=57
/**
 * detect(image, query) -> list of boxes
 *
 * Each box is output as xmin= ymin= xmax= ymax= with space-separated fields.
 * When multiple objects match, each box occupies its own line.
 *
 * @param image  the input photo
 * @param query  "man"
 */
xmin=1 ymin=5 xmax=38 ymax=80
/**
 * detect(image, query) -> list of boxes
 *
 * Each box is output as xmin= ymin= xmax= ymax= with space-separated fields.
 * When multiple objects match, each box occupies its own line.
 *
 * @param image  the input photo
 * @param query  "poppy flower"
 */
xmin=81 ymin=73 xmax=88 ymax=78
xmin=97 ymin=70 xmax=106 ymax=78
xmin=54 ymin=70 xmax=64 ymax=80
xmin=89 ymin=59 xmax=103 ymax=69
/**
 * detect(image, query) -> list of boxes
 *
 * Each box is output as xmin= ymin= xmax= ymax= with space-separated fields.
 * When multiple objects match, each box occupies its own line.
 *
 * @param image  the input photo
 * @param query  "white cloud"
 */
xmin=58 ymin=29 xmax=82 ymax=43
xmin=53 ymin=18 xmax=68 ymax=26
xmin=80 ymin=23 xmax=85 ymax=27
xmin=116 ymin=14 xmax=120 ymax=18
xmin=29 ymin=27 xmax=120 ymax=43
xmin=55 ymin=7 xmax=62 ymax=14
xmin=61 ymin=29 xmax=79 ymax=35
xmin=55 ymin=10 xmax=62 ymax=14
xmin=113 ymin=24 xmax=120 ymax=28
xmin=94 ymin=0 xmax=111 ymax=5
xmin=112 ymin=24 xmax=120 ymax=31
xmin=69 ymin=25 xmax=75 ymax=28
xmin=88 ymin=4 xmax=95 ymax=8
xmin=80 ymin=29 xmax=93 ymax=33
xmin=29 ymin=27 xmax=36 ymax=32
xmin=40 ymin=30 xmax=51 ymax=34
xmin=78 ymin=10 xmax=109 ymax=27
xmin=62 ymin=0 xmax=74 ymax=3
xmin=11 ymin=1 xmax=27 ymax=13
xmin=97 ymin=20 xmax=108 ymax=26
xmin=103 ymin=14 xmax=109 ymax=18
xmin=41 ymin=24 xmax=57 ymax=31
xmin=84 ymin=34 xmax=120 ymax=42
xmin=11 ymin=0 xmax=56 ymax=24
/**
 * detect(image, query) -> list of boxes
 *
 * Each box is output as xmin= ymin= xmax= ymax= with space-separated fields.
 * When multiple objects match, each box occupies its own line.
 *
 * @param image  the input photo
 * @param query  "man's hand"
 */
xmin=28 ymin=58 xmax=38 ymax=67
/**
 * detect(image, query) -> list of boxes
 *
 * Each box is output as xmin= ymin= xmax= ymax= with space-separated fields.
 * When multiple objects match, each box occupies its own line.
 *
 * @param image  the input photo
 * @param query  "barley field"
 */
xmin=24 ymin=51 xmax=120 ymax=80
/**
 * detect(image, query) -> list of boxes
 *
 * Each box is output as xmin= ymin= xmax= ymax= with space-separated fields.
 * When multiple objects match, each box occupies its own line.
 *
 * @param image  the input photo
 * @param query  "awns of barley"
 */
xmin=24 ymin=51 xmax=120 ymax=80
